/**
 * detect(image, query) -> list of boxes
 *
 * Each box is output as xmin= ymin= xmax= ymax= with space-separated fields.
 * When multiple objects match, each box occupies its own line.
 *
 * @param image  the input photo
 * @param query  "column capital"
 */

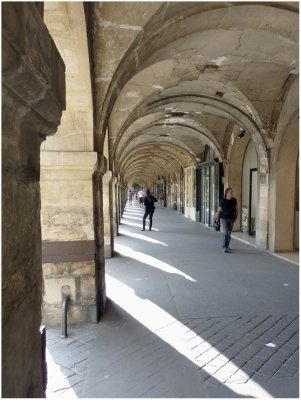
xmin=103 ymin=170 xmax=113 ymax=184
xmin=41 ymin=151 xmax=97 ymax=180
xmin=2 ymin=2 xmax=65 ymax=136
xmin=94 ymin=154 xmax=108 ymax=177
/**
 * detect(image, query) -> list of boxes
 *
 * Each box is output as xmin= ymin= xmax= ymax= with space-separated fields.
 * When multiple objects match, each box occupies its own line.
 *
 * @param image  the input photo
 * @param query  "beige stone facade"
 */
xmin=2 ymin=2 xmax=298 ymax=397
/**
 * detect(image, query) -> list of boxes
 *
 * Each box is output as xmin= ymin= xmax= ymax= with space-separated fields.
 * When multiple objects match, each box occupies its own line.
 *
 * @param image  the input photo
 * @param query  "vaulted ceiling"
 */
xmin=45 ymin=2 xmax=299 ymax=187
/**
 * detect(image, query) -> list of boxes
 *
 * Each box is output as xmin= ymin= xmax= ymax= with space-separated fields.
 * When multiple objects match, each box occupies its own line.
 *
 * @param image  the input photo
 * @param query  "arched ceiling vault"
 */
xmin=124 ymin=159 xmax=174 ymax=185
xmin=119 ymin=142 xmax=191 ymax=172
xmin=88 ymin=2 xmax=298 ymax=187
xmin=116 ymin=126 xmax=205 ymax=167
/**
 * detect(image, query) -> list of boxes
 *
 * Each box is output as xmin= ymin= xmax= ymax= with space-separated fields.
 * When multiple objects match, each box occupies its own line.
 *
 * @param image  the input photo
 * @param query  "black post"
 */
xmin=60 ymin=294 xmax=70 ymax=339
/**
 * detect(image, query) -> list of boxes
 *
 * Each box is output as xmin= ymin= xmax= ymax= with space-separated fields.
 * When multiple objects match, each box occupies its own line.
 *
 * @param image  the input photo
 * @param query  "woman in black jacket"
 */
xmin=141 ymin=189 xmax=158 ymax=231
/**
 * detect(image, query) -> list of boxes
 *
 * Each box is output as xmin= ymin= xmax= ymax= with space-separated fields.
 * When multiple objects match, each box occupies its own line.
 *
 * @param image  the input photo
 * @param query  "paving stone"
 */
xmin=45 ymin=212 xmax=299 ymax=398
xmin=123 ymin=372 xmax=165 ymax=397
xmin=285 ymin=351 xmax=299 ymax=369
xmin=67 ymin=373 xmax=85 ymax=387
xmin=259 ymin=358 xmax=285 ymax=375
xmin=142 ymin=380 xmax=170 ymax=397
xmin=243 ymin=356 xmax=266 ymax=372
xmin=248 ymin=372 xmax=269 ymax=383
xmin=226 ymin=372 xmax=249 ymax=384
xmin=277 ymin=364 xmax=298 ymax=377
xmin=73 ymin=381 xmax=84 ymax=396
xmin=57 ymin=366 xmax=76 ymax=379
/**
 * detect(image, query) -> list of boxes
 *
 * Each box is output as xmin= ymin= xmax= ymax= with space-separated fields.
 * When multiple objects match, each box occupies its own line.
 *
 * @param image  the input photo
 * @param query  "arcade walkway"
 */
xmin=46 ymin=202 xmax=299 ymax=398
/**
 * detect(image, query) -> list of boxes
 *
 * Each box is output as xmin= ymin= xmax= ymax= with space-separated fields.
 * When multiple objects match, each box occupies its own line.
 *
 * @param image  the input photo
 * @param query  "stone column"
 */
xmin=2 ymin=3 xmax=65 ymax=397
xmin=256 ymin=158 xmax=269 ymax=249
xmin=41 ymin=151 xmax=98 ymax=325
xmin=171 ymin=181 xmax=177 ymax=210
xmin=93 ymin=156 xmax=107 ymax=317
xmin=103 ymin=170 xmax=113 ymax=258
xmin=112 ymin=177 xmax=119 ymax=237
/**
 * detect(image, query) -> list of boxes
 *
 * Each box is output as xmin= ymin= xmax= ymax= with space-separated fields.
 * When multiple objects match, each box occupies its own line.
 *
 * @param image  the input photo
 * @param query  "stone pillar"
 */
xmin=256 ymin=158 xmax=269 ymax=249
xmin=103 ymin=170 xmax=113 ymax=258
xmin=2 ymin=3 xmax=65 ymax=397
xmin=171 ymin=181 xmax=177 ymax=210
xmin=93 ymin=157 xmax=107 ymax=317
xmin=41 ymin=151 xmax=97 ymax=325
xmin=113 ymin=177 xmax=119 ymax=236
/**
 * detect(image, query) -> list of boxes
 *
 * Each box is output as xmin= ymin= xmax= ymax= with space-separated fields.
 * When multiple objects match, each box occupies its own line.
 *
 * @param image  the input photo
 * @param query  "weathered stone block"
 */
xmin=69 ymin=305 xmax=97 ymax=324
xmin=43 ymin=262 xmax=70 ymax=276
xmin=70 ymin=262 xmax=94 ymax=276
xmin=44 ymin=277 xmax=76 ymax=305
xmin=80 ymin=276 xmax=95 ymax=300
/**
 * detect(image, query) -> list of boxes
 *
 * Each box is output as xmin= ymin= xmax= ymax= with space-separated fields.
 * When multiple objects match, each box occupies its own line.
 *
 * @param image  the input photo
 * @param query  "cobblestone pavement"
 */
xmin=174 ymin=314 xmax=299 ymax=386
xmin=46 ymin=324 xmax=98 ymax=398
xmin=46 ymin=313 xmax=298 ymax=398
xmin=46 ymin=206 xmax=299 ymax=398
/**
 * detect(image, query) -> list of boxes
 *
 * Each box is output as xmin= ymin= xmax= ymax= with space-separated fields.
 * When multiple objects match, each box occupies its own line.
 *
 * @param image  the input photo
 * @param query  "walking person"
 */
xmin=159 ymin=190 xmax=165 ymax=208
xmin=217 ymin=187 xmax=238 ymax=252
xmin=128 ymin=190 xmax=133 ymax=206
xmin=138 ymin=188 xmax=145 ymax=208
xmin=141 ymin=189 xmax=157 ymax=231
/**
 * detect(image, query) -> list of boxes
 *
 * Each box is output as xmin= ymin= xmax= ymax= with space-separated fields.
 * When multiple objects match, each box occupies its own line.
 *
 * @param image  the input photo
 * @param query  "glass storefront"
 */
xmin=241 ymin=140 xmax=258 ymax=235
xmin=196 ymin=159 xmax=223 ymax=227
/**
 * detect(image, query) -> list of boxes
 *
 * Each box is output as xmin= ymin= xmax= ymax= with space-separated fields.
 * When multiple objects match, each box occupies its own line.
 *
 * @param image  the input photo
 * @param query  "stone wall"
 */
xmin=42 ymin=261 xmax=96 ymax=325
xmin=2 ymin=3 xmax=65 ymax=397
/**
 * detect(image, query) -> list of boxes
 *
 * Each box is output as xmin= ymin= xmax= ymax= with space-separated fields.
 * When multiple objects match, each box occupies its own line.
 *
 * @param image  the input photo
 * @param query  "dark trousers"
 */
xmin=143 ymin=210 xmax=154 ymax=230
xmin=221 ymin=219 xmax=235 ymax=249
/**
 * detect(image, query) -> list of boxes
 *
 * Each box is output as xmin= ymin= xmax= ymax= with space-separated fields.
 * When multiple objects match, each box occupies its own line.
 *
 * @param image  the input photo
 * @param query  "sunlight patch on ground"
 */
xmin=119 ymin=227 xmax=168 ymax=246
xmin=124 ymin=207 xmax=144 ymax=215
xmin=107 ymin=275 xmax=273 ymax=398
xmin=46 ymin=348 xmax=77 ymax=398
xmin=122 ymin=215 xmax=143 ymax=221
xmin=120 ymin=220 xmax=159 ymax=231
xmin=115 ymin=243 xmax=195 ymax=281
xmin=121 ymin=220 xmax=144 ymax=228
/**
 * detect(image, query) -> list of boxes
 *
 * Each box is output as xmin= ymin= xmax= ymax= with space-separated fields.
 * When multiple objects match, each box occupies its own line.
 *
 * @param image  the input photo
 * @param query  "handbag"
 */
xmin=213 ymin=217 xmax=220 ymax=231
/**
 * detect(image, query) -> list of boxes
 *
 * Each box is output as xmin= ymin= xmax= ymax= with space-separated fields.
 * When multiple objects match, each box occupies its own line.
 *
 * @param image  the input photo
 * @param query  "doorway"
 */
xmin=249 ymin=168 xmax=257 ymax=235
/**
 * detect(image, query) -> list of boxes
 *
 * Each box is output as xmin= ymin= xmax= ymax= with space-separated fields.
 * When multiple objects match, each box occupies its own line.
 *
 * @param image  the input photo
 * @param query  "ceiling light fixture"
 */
xmin=171 ymin=111 xmax=186 ymax=117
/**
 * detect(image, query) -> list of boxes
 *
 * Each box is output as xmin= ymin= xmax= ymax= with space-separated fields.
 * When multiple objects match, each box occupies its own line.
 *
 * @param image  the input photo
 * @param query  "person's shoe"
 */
xmin=148 ymin=228 xmax=151 ymax=231
xmin=141 ymin=228 xmax=145 ymax=231
xmin=224 ymin=248 xmax=228 ymax=253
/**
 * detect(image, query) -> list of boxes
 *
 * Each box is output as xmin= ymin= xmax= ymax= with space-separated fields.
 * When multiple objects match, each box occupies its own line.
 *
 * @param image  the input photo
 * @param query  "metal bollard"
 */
xmin=40 ymin=325 xmax=47 ymax=392
xmin=60 ymin=294 xmax=70 ymax=339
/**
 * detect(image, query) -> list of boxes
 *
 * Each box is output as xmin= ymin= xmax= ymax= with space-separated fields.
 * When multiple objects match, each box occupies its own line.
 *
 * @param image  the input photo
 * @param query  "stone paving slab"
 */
xmin=81 ymin=304 xmax=298 ymax=398
xmin=46 ymin=317 xmax=299 ymax=398
xmin=46 ymin=324 xmax=98 ymax=398
xmin=46 ymin=205 xmax=299 ymax=398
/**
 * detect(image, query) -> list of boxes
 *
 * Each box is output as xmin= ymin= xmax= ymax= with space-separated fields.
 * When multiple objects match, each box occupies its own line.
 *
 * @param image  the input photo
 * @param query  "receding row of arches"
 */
xmin=2 ymin=2 xmax=298 ymax=397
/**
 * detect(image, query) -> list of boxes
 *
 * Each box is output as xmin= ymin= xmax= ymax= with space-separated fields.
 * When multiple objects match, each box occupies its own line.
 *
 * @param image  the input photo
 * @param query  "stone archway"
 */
xmin=271 ymin=113 xmax=299 ymax=251
xmin=269 ymin=76 xmax=299 ymax=252
xmin=227 ymin=133 xmax=252 ymax=232
xmin=227 ymin=125 xmax=269 ymax=248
